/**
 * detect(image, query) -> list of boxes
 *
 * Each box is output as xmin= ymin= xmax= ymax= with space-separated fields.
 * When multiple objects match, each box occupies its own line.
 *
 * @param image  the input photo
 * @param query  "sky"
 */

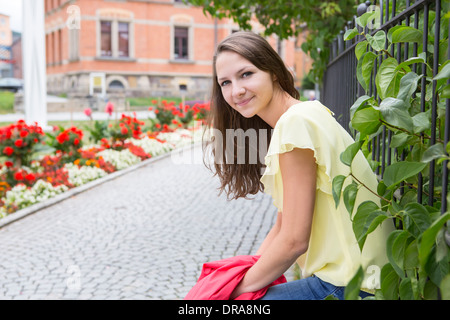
xmin=0 ymin=0 xmax=23 ymax=32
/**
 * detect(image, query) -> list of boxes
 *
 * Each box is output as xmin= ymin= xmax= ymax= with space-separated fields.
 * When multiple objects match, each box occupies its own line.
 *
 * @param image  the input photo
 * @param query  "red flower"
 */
xmin=14 ymin=171 xmax=24 ymax=181
xmin=121 ymin=127 xmax=128 ymax=135
xmin=5 ymin=161 xmax=13 ymax=168
xmin=25 ymin=173 xmax=35 ymax=182
xmin=20 ymin=130 xmax=28 ymax=138
xmin=3 ymin=146 xmax=13 ymax=156
xmin=105 ymin=102 xmax=114 ymax=116
xmin=73 ymin=138 xmax=80 ymax=146
xmin=56 ymin=132 xmax=69 ymax=144
xmin=14 ymin=139 xmax=23 ymax=148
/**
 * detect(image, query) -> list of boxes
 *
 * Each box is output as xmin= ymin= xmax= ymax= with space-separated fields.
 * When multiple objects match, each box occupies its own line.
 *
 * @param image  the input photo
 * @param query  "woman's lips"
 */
xmin=236 ymin=97 xmax=253 ymax=107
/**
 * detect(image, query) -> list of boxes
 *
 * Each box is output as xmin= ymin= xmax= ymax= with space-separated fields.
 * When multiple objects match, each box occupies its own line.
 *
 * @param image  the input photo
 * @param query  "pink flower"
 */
xmin=84 ymin=108 xmax=92 ymax=117
xmin=105 ymin=102 xmax=114 ymax=116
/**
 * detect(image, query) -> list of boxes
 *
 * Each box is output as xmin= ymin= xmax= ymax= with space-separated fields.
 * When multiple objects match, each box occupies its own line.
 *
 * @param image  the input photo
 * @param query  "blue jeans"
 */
xmin=259 ymin=275 xmax=373 ymax=300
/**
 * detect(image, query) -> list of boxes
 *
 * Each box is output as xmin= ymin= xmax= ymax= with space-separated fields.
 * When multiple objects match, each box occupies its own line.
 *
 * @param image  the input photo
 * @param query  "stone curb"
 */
xmin=0 ymin=141 xmax=202 ymax=229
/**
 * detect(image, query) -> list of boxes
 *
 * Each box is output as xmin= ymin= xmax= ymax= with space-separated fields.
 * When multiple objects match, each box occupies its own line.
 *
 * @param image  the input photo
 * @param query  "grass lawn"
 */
xmin=0 ymin=91 xmax=15 ymax=114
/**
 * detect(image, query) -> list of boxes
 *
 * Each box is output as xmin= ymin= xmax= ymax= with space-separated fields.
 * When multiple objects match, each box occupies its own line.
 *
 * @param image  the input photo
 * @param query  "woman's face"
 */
xmin=215 ymin=51 xmax=275 ymax=118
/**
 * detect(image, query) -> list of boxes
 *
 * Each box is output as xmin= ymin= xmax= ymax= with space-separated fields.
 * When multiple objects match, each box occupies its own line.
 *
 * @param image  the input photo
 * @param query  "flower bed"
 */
xmin=0 ymin=101 xmax=208 ymax=219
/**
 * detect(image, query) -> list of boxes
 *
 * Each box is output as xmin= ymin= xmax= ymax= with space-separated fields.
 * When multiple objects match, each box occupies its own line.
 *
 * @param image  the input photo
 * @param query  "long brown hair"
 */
xmin=203 ymin=31 xmax=299 ymax=200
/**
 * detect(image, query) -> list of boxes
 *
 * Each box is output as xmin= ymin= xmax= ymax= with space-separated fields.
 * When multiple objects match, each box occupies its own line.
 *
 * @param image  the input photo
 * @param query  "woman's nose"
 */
xmin=232 ymin=85 xmax=245 ymax=97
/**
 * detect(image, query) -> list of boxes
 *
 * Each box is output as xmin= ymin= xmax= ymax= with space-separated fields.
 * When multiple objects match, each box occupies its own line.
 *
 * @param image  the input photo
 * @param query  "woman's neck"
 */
xmin=257 ymin=89 xmax=300 ymax=128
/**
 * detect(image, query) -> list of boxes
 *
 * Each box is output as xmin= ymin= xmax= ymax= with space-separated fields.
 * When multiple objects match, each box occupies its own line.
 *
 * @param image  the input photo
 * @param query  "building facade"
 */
xmin=44 ymin=0 xmax=298 ymax=101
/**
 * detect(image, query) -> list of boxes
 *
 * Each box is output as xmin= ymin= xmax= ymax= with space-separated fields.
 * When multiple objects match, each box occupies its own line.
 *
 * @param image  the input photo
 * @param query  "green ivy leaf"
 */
xmin=343 ymin=181 xmax=358 ymax=217
xmin=375 ymin=97 xmax=414 ymax=132
xmin=380 ymin=263 xmax=400 ymax=300
xmin=441 ymin=84 xmax=450 ymax=98
xmin=344 ymin=266 xmax=364 ymax=300
xmin=433 ymin=62 xmax=450 ymax=80
xmin=404 ymin=203 xmax=432 ymax=238
xmin=387 ymin=25 xmax=404 ymax=43
xmin=340 ymin=141 xmax=364 ymax=166
xmin=332 ymin=175 xmax=346 ymax=208
xmin=397 ymin=72 xmax=421 ymax=107
xmin=376 ymin=58 xmax=400 ymax=99
xmin=383 ymin=161 xmax=427 ymax=188
xmin=395 ymin=53 xmax=427 ymax=73
xmin=404 ymin=239 xmax=419 ymax=270
xmin=399 ymin=278 xmax=414 ymax=300
xmin=355 ymin=40 xmax=368 ymax=60
xmin=421 ymin=143 xmax=446 ymax=163
xmin=387 ymin=230 xmax=413 ymax=278
xmin=391 ymin=26 xmax=423 ymax=43
xmin=352 ymin=107 xmax=382 ymax=137
xmin=418 ymin=212 xmax=450 ymax=270
xmin=350 ymin=95 xmax=372 ymax=119
xmin=390 ymin=132 xmax=410 ymax=148
xmin=366 ymin=30 xmax=386 ymax=51
xmin=344 ymin=27 xmax=359 ymax=41
xmin=352 ymin=200 xmax=386 ymax=250
xmin=440 ymin=274 xmax=450 ymax=300
xmin=356 ymin=10 xmax=378 ymax=28
xmin=412 ymin=112 xmax=431 ymax=134
xmin=357 ymin=52 xmax=377 ymax=91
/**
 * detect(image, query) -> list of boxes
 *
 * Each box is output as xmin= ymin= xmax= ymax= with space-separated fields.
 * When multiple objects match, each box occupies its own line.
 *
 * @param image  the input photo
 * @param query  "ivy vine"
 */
xmin=334 ymin=8 xmax=450 ymax=300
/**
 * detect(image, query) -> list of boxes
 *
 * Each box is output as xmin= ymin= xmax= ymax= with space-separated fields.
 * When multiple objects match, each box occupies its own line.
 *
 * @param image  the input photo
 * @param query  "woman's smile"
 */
xmin=236 ymin=96 xmax=254 ymax=107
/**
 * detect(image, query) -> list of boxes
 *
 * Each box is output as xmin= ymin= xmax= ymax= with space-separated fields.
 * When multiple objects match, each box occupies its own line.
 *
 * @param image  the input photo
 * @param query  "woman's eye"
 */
xmin=221 ymin=80 xmax=230 ymax=87
xmin=242 ymin=71 xmax=253 ymax=78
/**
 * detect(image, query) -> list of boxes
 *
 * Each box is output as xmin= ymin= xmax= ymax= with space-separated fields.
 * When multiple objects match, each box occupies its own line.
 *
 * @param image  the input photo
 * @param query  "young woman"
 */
xmin=204 ymin=31 xmax=394 ymax=300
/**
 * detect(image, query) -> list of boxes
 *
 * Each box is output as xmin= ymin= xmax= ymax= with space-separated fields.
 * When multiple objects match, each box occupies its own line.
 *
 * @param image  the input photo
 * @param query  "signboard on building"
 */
xmin=89 ymin=72 xmax=106 ymax=96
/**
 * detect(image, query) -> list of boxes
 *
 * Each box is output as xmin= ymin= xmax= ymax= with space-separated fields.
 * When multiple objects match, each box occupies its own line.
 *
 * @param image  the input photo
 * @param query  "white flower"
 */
xmin=96 ymin=148 xmax=141 ymax=170
xmin=2 ymin=180 xmax=68 ymax=210
xmin=64 ymin=163 xmax=108 ymax=186
xmin=125 ymin=137 xmax=172 ymax=157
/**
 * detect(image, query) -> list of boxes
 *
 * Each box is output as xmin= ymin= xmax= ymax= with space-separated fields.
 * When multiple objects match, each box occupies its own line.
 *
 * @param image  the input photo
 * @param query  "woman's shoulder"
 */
xmin=277 ymin=100 xmax=334 ymax=128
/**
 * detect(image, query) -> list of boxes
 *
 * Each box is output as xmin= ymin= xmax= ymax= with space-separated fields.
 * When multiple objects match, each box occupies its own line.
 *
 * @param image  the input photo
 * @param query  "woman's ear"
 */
xmin=272 ymin=73 xmax=278 ymax=82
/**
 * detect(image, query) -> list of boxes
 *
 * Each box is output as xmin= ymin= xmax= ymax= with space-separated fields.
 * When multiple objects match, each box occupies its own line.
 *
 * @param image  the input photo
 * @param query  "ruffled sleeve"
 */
xmin=260 ymin=101 xmax=352 ymax=211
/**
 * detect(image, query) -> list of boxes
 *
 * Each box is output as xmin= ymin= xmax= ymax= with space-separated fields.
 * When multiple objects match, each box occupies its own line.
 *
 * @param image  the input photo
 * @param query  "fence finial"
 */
xmin=357 ymin=1 xmax=372 ymax=16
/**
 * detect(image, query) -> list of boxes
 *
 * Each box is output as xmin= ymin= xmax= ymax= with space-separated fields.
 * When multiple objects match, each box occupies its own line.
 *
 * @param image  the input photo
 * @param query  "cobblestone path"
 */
xmin=0 ymin=144 xmax=282 ymax=299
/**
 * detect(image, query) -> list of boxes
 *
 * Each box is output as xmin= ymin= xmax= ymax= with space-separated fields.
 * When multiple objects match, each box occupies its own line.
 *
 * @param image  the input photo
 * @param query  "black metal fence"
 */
xmin=322 ymin=0 xmax=449 ymax=212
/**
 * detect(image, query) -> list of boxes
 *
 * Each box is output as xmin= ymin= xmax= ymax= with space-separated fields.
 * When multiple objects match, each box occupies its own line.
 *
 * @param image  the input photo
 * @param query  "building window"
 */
xmin=99 ymin=20 xmax=130 ymax=58
xmin=118 ymin=22 xmax=129 ymax=58
xmin=69 ymin=28 xmax=79 ymax=61
xmin=101 ymin=21 xmax=112 ymax=57
xmin=174 ymin=27 xmax=188 ymax=60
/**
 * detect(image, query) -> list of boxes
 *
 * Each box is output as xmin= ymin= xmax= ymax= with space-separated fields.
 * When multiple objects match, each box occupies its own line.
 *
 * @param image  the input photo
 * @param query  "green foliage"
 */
xmin=187 ymin=0 xmax=357 ymax=82
xmin=84 ymin=120 xmax=111 ymax=144
xmin=335 ymin=8 xmax=450 ymax=300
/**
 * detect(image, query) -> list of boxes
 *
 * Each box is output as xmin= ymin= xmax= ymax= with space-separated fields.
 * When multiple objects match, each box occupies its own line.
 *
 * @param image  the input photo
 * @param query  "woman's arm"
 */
xmin=255 ymin=211 xmax=282 ymax=256
xmin=231 ymin=148 xmax=317 ymax=298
